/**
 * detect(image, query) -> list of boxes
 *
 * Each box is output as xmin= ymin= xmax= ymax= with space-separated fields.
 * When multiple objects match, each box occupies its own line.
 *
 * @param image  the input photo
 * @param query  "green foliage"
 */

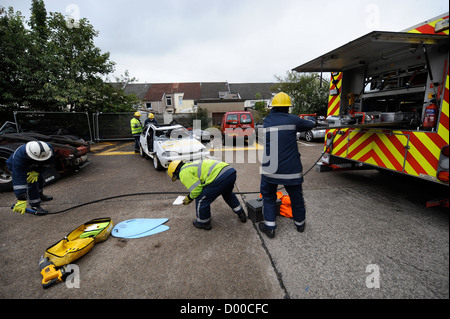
xmin=0 ymin=2 xmax=138 ymax=113
xmin=273 ymin=71 xmax=329 ymax=116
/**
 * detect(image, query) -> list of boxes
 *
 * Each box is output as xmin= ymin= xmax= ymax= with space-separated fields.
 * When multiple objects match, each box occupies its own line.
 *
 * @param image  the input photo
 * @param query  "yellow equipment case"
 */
xmin=44 ymin=217 xmax=113 ymax=267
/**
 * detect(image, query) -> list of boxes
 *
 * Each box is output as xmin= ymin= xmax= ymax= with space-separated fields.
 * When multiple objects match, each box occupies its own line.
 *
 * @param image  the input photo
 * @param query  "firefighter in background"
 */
xmin=167 ymin=159 xmax=246 ymax=230
xmin=259 ymin=92 xmax=316 ymax=238
xmin=7 ymin=141 xmax=54 ymax=216
xmin=130 ymin=112 xmax=143 ymax=153
xmin=144 ymin=113 xmax=158 ymax=126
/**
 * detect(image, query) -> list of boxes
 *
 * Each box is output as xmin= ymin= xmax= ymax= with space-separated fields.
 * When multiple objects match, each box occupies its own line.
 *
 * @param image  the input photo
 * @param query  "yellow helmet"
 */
xmin=168 ymin=160 xmax=183 ymax=181
xmin=134 ymin=111 xmax=141 ymax=117
xmin=148 ymin=113 xmax=155 ymax=119
xmin=271 ymin=92 xmax=292 ymax=107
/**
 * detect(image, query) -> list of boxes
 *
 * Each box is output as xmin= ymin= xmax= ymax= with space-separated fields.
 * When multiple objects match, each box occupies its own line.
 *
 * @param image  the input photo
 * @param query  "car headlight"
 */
xmin=162 ymin=151 xmax=178 ymax=157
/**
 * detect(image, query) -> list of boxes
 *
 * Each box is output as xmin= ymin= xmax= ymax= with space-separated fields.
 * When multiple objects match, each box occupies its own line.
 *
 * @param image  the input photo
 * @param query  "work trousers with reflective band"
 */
xmin=133 ymin=134 xmax=140 ymax=151
xmin=13 ymin=174 xmax=44 ymax=207
xmin=260 ymin=180 xmax=305 ymax=230
xmin=195 ymin=168 xmax=244 ymax=224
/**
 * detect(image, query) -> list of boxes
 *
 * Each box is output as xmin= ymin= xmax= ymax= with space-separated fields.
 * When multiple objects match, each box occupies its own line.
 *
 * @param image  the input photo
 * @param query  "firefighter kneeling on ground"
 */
xmin=259 ymin=92 xmax=316 ymax=239
xmin=7 ymin=141 xmax=54 ymax=216
xmin=168 ymin=159 xmax=246 ymax=230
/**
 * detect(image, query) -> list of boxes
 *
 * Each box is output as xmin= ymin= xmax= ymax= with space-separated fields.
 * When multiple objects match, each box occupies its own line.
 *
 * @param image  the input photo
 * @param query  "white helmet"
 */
xmin=26 ymin=141 xmax=52 ymax=161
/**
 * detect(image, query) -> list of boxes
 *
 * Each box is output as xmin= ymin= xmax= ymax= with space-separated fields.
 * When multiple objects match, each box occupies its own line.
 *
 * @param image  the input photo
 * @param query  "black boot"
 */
xmin=193 ymin=220 xmax=212 ymax=230
xmin=237 ymin=211 xmax=247 ymax=223
xmin=258 ymin=222 xmax=275 ymax=239
xmin=296 ymin=223 xmax=306 ymax=233
xmin=31 ymin=205 xmax=48 ymax=216
xmin=40 ymin=193 xmax=53 ymax=201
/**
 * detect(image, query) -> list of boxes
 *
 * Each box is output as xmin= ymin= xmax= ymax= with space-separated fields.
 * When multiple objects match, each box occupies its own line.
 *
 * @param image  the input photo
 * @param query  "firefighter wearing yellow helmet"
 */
xmin=168 ymin=159 xmax=246 ymax=230
xmin=144 ymin=113 xmax=158 ymax=126
xmin=259 ymin=92 xmax=316 ymax=238
xmin=130 ymin=111 xmax=143 ymax=153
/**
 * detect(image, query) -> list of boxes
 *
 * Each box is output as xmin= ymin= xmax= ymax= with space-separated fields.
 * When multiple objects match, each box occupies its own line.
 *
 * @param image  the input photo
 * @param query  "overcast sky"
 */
xmin=2 ymin=0 xmax=448 ymax=83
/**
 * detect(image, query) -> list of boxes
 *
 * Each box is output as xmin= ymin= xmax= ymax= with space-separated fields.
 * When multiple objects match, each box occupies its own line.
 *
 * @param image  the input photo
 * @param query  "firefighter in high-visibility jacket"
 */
xmin=168 ymin=159 xmax=246 ymax=230
xmin=259 ymin=92 xmax=315 ymax=238
xmin=130 ymin=112 xmax=143 ymax=153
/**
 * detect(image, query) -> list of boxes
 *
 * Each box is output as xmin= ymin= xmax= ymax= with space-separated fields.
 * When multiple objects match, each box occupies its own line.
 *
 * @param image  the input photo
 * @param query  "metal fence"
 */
xmin=14 ymin=111 xmax=93 ymax=141
xmin=10 ymin=111 xmax=199 ymax=142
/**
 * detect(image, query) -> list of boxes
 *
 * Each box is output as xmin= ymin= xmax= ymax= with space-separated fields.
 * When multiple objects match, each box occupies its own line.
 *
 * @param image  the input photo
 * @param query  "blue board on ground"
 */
xmin=123 ymin=225 xmax=169 ymax=239
xmin=112 ymin=218 xmax=168 ymax=238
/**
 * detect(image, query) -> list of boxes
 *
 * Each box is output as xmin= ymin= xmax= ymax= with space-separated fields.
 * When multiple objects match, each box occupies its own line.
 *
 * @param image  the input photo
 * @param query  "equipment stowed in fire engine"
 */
xmin=40 ymin=217 xmax=113 ymax=288
xmin=423 ymin=100 xmax=439 ymax=129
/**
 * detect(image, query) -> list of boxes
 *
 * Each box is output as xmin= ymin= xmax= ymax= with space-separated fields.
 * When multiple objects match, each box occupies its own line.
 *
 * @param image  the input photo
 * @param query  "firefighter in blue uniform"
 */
xmin=7 ymin=141 xmax=54 ymax=216
xmin=259 ymin=92 xmax=316 ymax=238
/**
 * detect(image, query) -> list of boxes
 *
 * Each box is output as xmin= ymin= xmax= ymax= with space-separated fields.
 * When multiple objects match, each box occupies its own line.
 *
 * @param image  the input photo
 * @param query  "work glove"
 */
xmin=183 ymin=196 xmax=193 ymax=205
xmin=27 ymin=171 xmax=39 ymax=183
xmin=13 ymin=200 xmax=27 ymax=215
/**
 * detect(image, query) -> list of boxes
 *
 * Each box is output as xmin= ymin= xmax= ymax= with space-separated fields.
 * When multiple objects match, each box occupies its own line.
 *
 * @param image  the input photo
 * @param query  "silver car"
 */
xmin=296 ymin=116 xmax=327 ymax=142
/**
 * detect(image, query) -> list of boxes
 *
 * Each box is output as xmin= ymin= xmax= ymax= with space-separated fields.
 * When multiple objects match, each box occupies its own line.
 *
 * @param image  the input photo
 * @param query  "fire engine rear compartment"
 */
xmin=293 ymin=31 xmax=449 ymax=132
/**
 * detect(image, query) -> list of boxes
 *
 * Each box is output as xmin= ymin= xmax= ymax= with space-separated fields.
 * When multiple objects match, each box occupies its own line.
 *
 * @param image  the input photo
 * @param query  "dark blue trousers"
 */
xmin=195 ymin=168 xmax=244 ymax=224
xmin=260 ymin=179 xmax=306 ymax=230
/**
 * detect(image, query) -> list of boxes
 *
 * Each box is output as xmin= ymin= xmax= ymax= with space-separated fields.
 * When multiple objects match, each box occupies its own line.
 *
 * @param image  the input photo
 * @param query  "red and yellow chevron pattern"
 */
xmin=408 ymin=14 xmax=449 ymax=35
xmin=327 ymin=72 xmax=342 ymax=117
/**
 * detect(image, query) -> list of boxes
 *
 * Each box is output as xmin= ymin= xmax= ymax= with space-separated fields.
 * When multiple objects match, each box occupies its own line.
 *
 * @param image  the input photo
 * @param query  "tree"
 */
xmin=254 ymin=92 xmax=269 ymax=119
xmin=0 ymin=2 xmax=138 ymax=113
xmin=0 ymin=6 xmax=30 ymax=110
xmin=273 ymin=71 xmax=329 ymax=116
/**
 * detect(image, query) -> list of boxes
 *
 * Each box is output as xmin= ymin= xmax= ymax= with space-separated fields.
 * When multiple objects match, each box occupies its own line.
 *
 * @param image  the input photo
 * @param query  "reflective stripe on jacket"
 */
xmin=130 ymin=117 xmax=143 ymax=135
xmin=179 ymin=159 xmax=230 ymax=199
xmin=261 ymin=109 xmax=315 ymax=185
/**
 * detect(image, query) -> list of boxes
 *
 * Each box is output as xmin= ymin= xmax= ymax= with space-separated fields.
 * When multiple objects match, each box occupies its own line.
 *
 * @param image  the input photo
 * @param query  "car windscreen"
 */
xmin=155 ymin=127 xmax=191 ymax=140
xmin=240 ymin=113 xmax=252 ymax=124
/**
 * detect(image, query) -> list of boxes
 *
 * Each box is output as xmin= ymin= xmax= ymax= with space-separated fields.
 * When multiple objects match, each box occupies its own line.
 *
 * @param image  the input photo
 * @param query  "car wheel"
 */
xmin=153 ymin=155 xmax=163 ymax=171
xmin=305 ymin=131 xmax=314 ymax=142
xmin=0 ymin=145 xmax=18 ymax=192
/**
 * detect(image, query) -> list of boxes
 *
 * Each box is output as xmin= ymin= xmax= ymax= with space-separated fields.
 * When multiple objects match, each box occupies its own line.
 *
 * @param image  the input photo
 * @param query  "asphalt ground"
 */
xmin=0 ymin=139 xmax=448 ymax=306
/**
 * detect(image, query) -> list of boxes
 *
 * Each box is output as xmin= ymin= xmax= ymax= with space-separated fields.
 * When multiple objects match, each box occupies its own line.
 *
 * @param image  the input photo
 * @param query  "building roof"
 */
xmin=111 ymin=81 xmax=279 ymax=102
xmin=199 ymin=82 xmax=230 ymax=99
xmin=144 ymin=82 xmax=201 ymax=101
xmin=229 ymin=83 xmax=277 ymax=100
xmin=110 ymin=82 xmax=151 ymax=100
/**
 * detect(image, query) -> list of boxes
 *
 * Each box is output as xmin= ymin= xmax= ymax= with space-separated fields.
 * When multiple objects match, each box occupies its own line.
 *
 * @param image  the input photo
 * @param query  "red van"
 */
xmin=220 ymin=111 xmax=255 ymax=145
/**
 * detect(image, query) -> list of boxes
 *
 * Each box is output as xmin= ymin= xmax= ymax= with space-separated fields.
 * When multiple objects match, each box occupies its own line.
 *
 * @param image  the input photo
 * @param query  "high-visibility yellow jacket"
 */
xmin=179 ymin=159 xmax=230 ymax=199
xmin=130 ymin=117 xmax=143 ymax=135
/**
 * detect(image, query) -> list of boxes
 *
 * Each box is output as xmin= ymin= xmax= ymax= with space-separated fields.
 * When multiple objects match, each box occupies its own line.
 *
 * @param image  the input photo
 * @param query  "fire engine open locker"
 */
xmin=293 ymin=13 xmax=449 ymax=205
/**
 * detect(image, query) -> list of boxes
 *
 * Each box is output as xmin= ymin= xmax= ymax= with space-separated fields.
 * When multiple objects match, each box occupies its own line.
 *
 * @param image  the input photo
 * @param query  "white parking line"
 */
xmin=298 ymin=141 xmax=316 ymax=146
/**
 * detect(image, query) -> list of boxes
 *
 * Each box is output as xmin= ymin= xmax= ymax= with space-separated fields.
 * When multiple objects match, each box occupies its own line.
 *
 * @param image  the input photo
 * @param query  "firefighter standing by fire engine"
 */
xmin=259 ymin=92 xmax=316 ymax=238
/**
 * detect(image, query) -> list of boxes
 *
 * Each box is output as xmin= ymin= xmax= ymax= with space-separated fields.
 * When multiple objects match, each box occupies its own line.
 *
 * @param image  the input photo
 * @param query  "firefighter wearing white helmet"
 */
xmin=130 ymin=111 xmax=143 ymax=153
xmin=259 ymin=92 xmax=316 ymax=238
xmin=6 ymin=141 xmax=54 ymax=216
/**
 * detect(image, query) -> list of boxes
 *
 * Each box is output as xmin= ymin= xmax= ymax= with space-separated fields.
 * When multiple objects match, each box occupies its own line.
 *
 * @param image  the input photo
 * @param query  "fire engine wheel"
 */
xmin=153 ymin=155 xmax=163 ymax=171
